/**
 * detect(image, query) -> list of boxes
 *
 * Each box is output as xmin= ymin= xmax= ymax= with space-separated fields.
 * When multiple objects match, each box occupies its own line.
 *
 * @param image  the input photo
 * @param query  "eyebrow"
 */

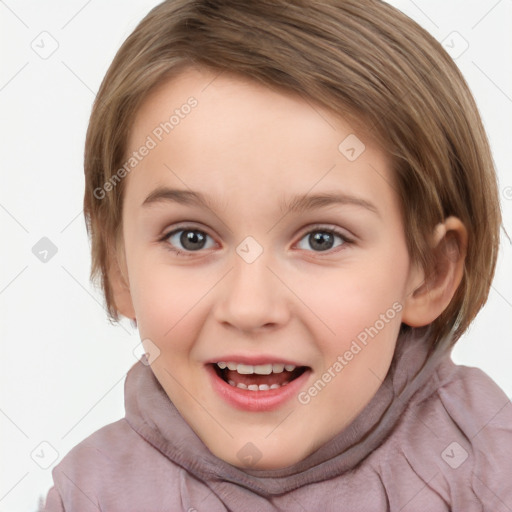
xmin=282 ymin=192 xmax=379 ymax=217
xmin=142 ymin=187 xmax=222 ymax=211
xmin=141 ymin=186 xmax=379 ymax=217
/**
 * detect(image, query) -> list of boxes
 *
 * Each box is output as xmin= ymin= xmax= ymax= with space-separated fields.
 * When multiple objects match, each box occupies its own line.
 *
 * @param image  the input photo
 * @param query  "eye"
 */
xmin=296 ymin=228 xmax=349 ymax=252
xmin=163 ymin=228 xmax=216 ymax=253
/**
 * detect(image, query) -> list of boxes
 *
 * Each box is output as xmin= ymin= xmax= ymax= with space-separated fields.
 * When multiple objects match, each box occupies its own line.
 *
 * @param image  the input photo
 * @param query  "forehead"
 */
xmin=124 ymin=66 xmax=397 ymax=219
xmin=128 ymin=66 xmax=344 ymax=158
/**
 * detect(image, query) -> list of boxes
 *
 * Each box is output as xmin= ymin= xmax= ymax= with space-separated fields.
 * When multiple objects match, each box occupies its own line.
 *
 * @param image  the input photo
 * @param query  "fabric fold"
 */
xmin=125 ymin=325 xmax=448 ymax=496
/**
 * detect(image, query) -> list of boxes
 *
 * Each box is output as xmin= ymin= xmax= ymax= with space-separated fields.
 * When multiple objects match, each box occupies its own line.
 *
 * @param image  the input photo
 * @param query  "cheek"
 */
xmin=297 ymin=258 xmax=407 ymax=343
xmin=129 ymin=262 xmax=215 ymax=350
xmin=301 ymin=272 xmax=403 ymax=415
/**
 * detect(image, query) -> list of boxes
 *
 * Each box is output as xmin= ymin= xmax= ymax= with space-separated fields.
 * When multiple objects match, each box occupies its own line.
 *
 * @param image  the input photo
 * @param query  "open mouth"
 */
xmin=212 ymin=361 xmax=309 ymax=391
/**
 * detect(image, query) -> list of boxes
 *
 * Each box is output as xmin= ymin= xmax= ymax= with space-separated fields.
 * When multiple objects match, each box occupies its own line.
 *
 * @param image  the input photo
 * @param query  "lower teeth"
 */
xmin=227 ymin=379 xmax=289 ymax=391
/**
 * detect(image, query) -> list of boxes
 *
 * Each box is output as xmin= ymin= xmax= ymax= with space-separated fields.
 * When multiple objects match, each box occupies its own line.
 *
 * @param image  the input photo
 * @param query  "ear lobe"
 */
xmin=108 ymin=238 xmax=136 ymax=321
xmin=401 ymin=217 xmax=467 ymax=328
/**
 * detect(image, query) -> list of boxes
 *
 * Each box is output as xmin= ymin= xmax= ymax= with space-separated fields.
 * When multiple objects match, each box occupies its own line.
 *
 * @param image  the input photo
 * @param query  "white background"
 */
xmin=0 ymin=0 xmax=511 ymax=510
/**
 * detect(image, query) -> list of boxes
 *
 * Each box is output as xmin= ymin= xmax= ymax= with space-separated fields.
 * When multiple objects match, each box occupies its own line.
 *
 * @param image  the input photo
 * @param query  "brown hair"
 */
xmin=84 ymin=0 xmax=501 ymax=346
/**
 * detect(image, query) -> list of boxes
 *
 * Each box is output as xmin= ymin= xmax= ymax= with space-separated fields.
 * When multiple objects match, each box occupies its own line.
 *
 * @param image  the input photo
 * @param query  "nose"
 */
xmin=213 ymin=250 xmax=291 ymax=334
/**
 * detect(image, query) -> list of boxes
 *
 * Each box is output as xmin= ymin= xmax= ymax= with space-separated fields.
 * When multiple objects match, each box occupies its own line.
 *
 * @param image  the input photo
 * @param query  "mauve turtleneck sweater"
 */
xmin=42 ymin=327 xmax=512 ymax=511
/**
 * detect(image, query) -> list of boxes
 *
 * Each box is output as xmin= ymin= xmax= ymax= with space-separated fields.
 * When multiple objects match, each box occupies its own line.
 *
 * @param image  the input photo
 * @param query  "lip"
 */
xmin=206 ymin=363 xmax=311 ymax=412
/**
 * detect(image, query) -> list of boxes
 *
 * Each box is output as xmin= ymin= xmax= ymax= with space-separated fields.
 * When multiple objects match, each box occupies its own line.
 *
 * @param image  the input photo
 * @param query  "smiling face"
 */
xmin=114 ymin=66 xmax=424 ymax=469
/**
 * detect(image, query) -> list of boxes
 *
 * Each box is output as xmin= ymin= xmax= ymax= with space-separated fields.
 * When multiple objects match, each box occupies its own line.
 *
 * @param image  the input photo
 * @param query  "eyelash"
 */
xmin=158 ymin=225 xmax=353 ymax=258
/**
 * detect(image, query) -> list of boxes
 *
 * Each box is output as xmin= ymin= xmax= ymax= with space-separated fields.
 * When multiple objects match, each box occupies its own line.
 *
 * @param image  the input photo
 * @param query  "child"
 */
xmin=42 ymin=0 xmax=511 ymax=510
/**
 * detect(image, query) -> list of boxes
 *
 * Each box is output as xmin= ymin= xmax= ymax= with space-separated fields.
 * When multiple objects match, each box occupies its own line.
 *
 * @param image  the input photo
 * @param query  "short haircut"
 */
xmin=84 ymin=0 xmax=501 ymax=346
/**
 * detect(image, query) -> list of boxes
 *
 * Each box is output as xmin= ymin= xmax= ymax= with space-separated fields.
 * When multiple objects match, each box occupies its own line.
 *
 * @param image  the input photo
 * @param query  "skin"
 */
xmin=110 ymin=66 xmax=467 ymax=470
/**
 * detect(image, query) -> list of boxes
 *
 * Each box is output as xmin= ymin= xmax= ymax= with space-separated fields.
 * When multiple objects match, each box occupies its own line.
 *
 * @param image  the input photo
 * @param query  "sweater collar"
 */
xmin=125 ymin=326 xmax=448 ymax=496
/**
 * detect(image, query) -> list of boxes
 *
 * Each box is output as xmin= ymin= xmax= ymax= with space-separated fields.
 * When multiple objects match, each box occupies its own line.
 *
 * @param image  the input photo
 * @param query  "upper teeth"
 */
xmin=216 ymin=362 xmax=296 ymax=374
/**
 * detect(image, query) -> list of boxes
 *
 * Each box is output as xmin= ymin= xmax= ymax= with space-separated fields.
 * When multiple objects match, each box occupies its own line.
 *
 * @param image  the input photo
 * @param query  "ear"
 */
xmin=401 ymin=216 xmax=467 ymax=328
xmin=108 ymin=234 xmax=136 ymax=321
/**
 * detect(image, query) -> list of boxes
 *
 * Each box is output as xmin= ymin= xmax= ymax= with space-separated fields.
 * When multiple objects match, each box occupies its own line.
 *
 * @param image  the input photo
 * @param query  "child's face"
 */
xmin=118 ymin=66 xmax=422 ymax=469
